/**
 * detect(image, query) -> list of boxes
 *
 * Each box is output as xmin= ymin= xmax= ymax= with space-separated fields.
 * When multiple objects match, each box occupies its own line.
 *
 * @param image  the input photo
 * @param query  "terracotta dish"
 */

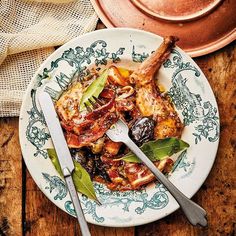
xmin=91 ymin=0 xmax=236 ymax=57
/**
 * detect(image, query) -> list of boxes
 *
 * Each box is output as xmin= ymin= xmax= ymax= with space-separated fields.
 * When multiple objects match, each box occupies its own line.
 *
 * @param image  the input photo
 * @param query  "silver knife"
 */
xmin=38 ymin=91 xmax=91 ymax=236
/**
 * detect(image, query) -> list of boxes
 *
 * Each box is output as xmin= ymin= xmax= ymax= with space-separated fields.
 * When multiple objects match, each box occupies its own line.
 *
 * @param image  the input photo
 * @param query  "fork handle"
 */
xmin=125 ymin=138 xmax=207 ymax=227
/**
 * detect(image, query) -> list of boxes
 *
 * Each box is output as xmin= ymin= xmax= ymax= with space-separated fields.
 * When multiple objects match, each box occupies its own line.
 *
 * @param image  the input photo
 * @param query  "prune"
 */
xmin=129 ymin=117 xmax=155 ymax=146
xmin=72 ymin=150 xmax=87 ymax=165
xmin=72 ymin=149 xmax=94 ymax=175
xmin=71 ymin=149 xmax=111 ymax=182
xmin=93 ymin=156 xmax=111 ymax=182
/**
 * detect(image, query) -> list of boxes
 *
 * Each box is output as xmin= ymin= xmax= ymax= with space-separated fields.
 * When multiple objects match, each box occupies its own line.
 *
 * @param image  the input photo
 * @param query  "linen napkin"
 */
xmin=0 ymin=0 xmax=98 ymax=116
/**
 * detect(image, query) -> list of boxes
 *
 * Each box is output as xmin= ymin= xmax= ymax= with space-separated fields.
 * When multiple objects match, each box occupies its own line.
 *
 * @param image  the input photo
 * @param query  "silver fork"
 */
xmin=87 ymin=97 xmax=207 ymax=226
xmin=106 ymin=119 xmax=207 ymax=227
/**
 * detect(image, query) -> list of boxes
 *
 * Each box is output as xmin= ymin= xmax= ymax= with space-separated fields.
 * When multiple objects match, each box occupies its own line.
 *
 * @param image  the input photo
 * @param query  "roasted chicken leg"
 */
xmin=131 ymin=36 xmax=183 ymax=139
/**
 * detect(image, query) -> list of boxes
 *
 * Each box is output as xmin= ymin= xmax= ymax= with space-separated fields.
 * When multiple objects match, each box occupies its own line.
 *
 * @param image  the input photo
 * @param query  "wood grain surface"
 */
xmin=0 ymin=28 xmax=235 ymax=235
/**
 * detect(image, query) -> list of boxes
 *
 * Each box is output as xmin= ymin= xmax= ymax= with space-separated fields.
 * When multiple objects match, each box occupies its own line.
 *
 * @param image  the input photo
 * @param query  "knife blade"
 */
xmin=38 ymin=91 xmax=91 ymax=236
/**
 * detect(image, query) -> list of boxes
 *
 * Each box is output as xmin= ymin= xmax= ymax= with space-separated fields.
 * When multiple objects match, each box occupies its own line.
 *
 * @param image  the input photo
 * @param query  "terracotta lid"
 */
xmin=91 ymin=0 xmax=236 ymax=57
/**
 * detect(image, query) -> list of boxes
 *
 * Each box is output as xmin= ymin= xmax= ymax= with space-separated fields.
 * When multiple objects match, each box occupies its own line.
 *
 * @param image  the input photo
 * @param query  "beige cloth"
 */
xmin=0 ymin=0 xmax=98 ymax=117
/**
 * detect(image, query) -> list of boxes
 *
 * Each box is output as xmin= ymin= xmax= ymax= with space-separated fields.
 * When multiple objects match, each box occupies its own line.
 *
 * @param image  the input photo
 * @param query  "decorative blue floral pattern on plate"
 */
xmin=164 ymin=50 xmax=219 ymax=144
xmin=43 ymin=174 xmax=169 ymax=223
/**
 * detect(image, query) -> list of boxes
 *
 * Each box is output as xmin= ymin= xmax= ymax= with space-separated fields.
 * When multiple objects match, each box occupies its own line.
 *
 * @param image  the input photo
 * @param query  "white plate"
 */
xmin=19 ymin=28 xmax=219 ymax=227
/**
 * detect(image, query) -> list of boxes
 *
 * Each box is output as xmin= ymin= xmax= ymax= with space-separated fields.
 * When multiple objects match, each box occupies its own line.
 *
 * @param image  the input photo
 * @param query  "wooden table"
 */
xmin=0 ymin=24 xmax=235 ymax=235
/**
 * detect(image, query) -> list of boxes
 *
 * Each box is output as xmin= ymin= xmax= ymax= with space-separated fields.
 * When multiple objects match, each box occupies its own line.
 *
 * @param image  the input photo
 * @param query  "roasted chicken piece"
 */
xmin=55 ymin=83 xmax=83 ymax=123
xmin=104 ymin=139 xmax=122 ymax=155
xmin=130 ymin=36 xmax=183 ymax=139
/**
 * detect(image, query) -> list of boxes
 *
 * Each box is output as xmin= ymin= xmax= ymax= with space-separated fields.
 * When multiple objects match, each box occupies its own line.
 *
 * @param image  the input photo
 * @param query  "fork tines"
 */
xmin=84 ymin=103 xmax=92 ymax=112
xmin=85 ymin=96 xmax=104 ymax=112
xmin=88 ymin=98 xmax=97 ymax=108
xmin=92 ymin=96 xmax=103 ymax=106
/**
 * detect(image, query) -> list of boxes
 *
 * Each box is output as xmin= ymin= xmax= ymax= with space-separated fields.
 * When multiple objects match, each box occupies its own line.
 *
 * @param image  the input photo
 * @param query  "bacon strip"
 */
xmin=62 ymin=88 xmax=118 ymax=148
xmin=124 ymin=159 xmax=173 ymax=189
xmin=85 ymin=92 xmax=115 ymax=120
xmin=66 ymin=112 xmax=117 ymax=148
xmin=100 ymin=87 xmax=115 ymax=99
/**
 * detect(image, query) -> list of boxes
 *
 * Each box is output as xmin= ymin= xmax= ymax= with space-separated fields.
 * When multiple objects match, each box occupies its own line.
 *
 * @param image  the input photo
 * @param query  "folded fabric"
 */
xmin=0 ymin=0 xmax=98 ymax=117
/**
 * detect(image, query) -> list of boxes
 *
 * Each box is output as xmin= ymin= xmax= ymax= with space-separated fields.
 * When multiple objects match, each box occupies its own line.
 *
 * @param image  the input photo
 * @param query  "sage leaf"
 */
xmin=79 ymin=69 xmax=108 ymax=111
xmin=121 ymin=138 xmax=189 ymax=163
xmin=47 ymin=149 xmax=98 ymax=201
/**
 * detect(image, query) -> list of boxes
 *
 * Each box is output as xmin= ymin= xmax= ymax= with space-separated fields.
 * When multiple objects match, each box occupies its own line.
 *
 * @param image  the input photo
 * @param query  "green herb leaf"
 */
xmin=47 ymin=149 xmax=98 ymax=201
xmin=79 ymin=69 xmax=108 ymax=111
xmin=72 ymin=161 xmax=97 ymax=202
xmin=47 ymin=149 xmax=63 ymax=176
xmin=121 ymin=138 xmax=189 ymax=163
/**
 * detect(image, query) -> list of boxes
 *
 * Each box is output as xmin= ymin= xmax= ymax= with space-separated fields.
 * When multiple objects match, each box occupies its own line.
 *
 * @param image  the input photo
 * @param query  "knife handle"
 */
xmin=63 ymin=168 xmax=91 ymax=236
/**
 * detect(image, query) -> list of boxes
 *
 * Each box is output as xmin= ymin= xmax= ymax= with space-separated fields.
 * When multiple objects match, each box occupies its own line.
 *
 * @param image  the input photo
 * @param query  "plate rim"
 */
xmin=19 ymin=27 xmax=220 ymax=227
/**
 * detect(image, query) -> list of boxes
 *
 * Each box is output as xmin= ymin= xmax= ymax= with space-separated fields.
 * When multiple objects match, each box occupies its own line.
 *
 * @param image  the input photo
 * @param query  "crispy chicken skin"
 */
xmin=130 ymin=36 xmax=183 ymax=139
